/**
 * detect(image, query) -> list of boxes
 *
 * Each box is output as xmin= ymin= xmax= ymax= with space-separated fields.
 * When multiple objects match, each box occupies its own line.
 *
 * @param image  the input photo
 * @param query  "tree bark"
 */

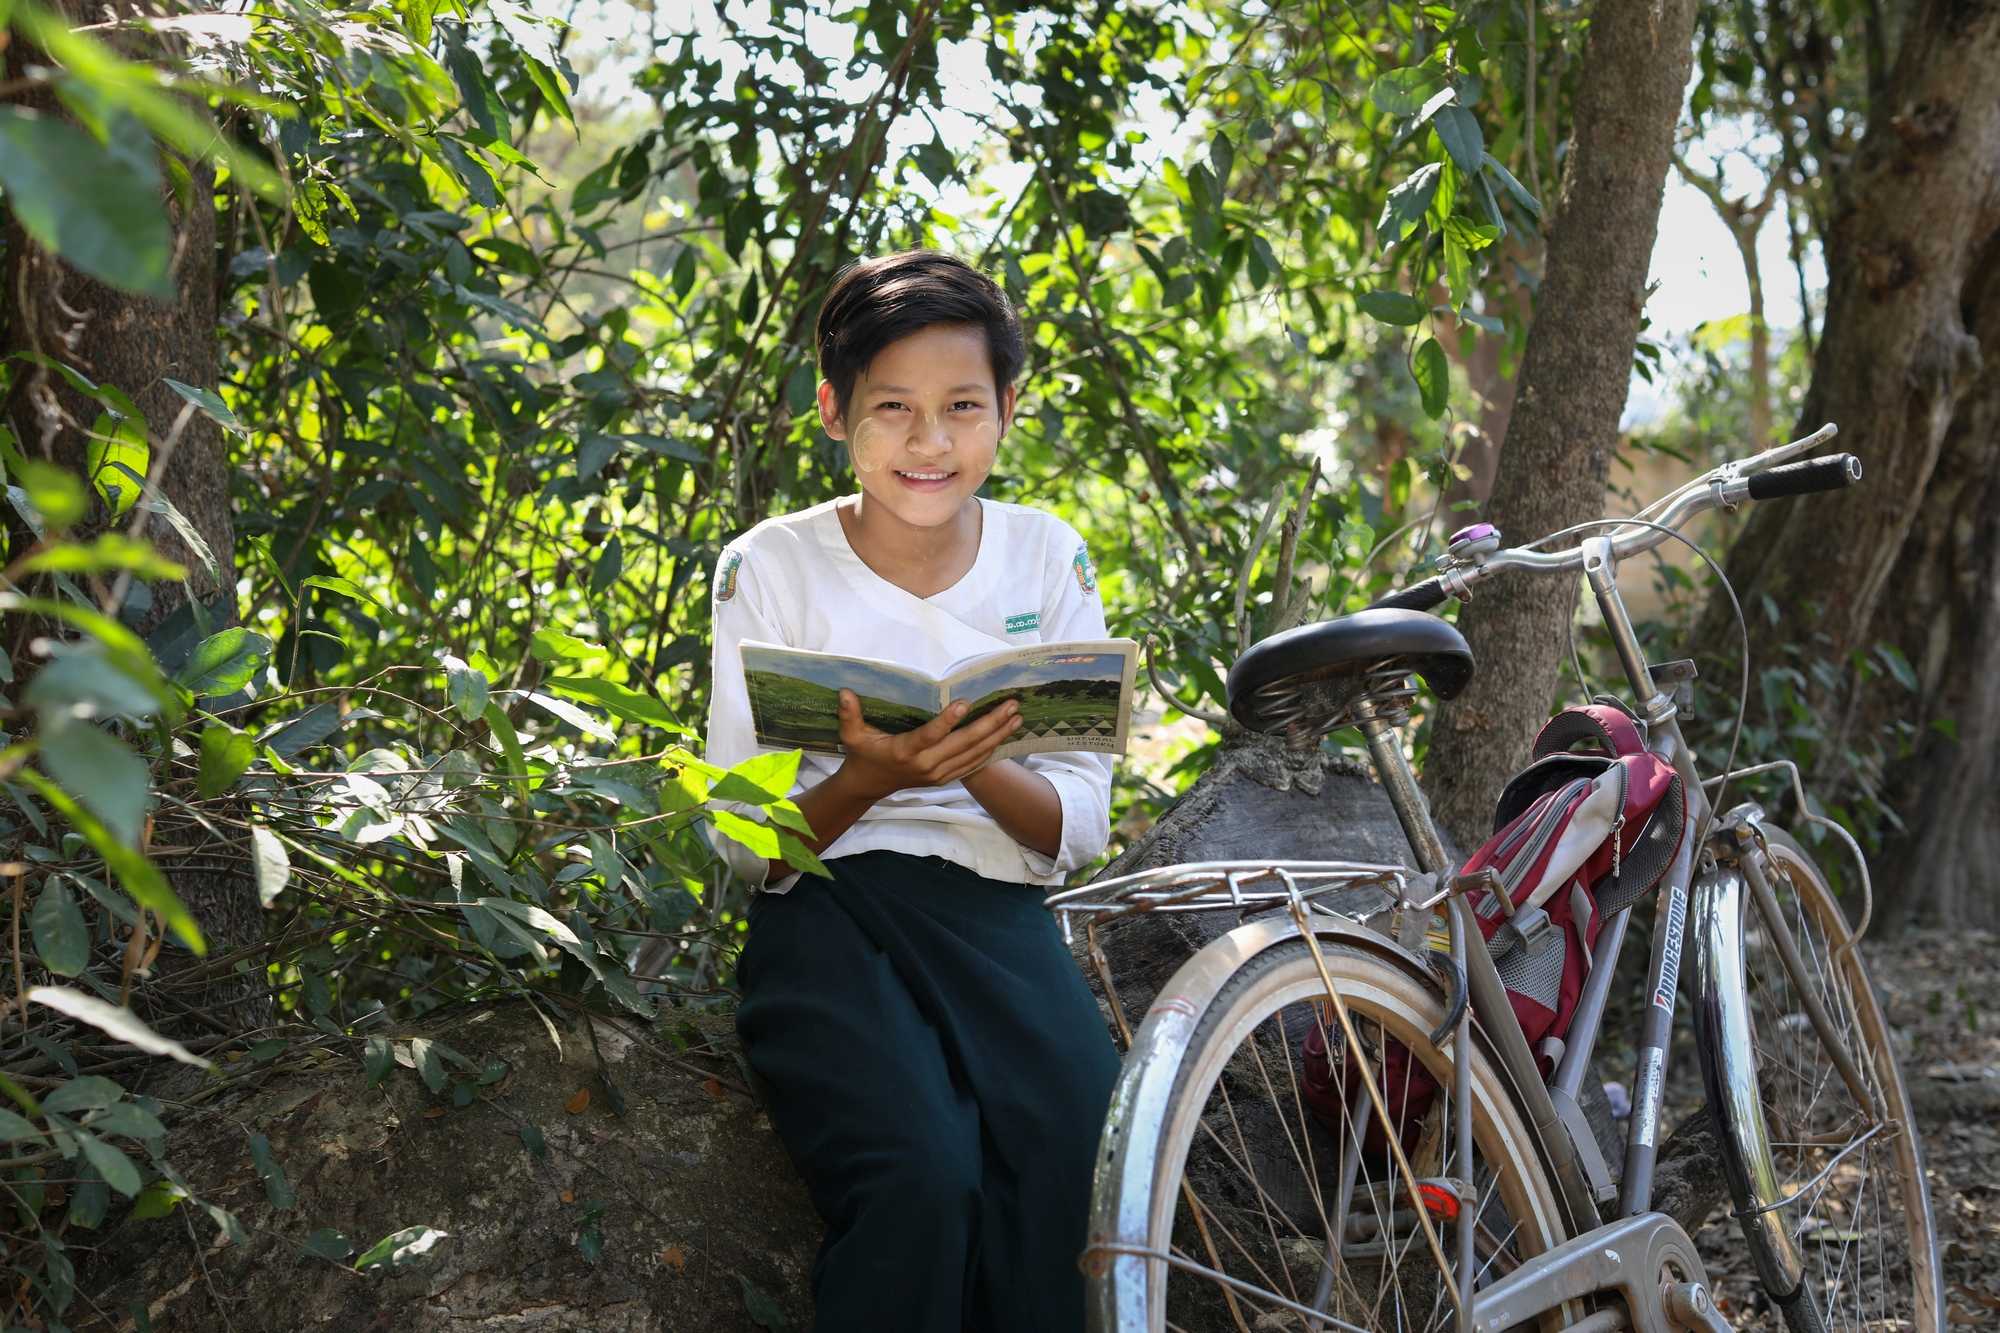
xmin=1858 ymin=237 xmax=2000 ymax=929
xmin=1698 ymin=0 xmax=2000 ymax=925
xmin=1 ymin=23 xmax=261 ymax=993
xmin=1424 ymin=0 xmax=1698 ymax=850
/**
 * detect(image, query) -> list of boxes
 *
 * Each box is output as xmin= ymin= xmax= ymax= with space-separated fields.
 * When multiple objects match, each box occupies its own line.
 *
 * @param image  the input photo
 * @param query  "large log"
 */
xmin=81 ymin=1007 xmax=822 ymax=1332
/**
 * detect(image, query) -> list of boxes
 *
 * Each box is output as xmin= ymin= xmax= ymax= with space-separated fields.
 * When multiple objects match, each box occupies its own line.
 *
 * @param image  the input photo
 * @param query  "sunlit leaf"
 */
xmin=172 ymin=628 xmax=272 ymax=698
xmin=26 ymin=986 xmax=213 ymax=1067
xmin=196 ymin=724 xmax=254 ymax=799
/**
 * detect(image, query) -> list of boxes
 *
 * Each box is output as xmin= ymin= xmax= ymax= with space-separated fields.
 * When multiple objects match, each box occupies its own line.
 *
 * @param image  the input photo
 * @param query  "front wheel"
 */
xmin=1710 ymin=826 xmax=1941 ymax=1332
xmin=1088 ymin=933 xmax=1574 ymax=1332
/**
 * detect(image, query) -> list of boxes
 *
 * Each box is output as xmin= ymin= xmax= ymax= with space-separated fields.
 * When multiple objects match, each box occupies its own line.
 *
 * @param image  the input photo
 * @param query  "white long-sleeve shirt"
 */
xmin=703 ymin=496 xmax=1116 ymax=891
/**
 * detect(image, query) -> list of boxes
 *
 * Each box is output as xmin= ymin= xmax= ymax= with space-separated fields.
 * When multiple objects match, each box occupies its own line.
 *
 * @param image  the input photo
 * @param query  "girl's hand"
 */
xmin=835 ymin=691 xmax=1022 ymax=801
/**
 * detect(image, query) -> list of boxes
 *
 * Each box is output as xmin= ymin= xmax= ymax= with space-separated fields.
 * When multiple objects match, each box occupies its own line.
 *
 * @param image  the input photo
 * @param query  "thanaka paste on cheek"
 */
xmin=849 ymin=414 xmax=893 ymax=473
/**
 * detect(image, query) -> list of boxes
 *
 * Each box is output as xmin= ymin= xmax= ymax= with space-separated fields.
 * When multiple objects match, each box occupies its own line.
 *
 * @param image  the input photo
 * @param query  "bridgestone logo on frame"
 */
xmin=1652 ymin=883 xmax=1687 ymax=1010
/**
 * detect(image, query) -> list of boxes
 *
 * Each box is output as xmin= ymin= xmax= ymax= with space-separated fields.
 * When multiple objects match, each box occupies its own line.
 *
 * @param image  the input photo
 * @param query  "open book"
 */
xmin=739 ymin=639 xmax=1139 ymax=761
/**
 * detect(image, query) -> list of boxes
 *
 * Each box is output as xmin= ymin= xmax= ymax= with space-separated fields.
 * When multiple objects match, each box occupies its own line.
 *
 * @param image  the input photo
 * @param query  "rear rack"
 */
xmin=1044 ymin=859 xmax=1423 ymax=945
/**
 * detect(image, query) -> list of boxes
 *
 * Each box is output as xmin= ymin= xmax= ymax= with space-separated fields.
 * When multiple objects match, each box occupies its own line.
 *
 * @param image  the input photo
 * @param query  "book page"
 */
xmin=739 ymin=641 xmax=945 ymax=755
xmin=942 ymin=640 xmax=1137 ymax=758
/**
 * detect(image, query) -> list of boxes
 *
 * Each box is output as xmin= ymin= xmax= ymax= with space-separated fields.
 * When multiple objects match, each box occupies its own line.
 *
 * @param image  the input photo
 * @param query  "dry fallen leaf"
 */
xmin=564 ymin=1088 xmax=591 ymax=1114
xmin=661 ymin=1245 xmax=687 ymax=1272
xmin=560 ymin=1189 xmax=575 ymax=1204
xmin=422 ymin=1106 xmax=447 ymax=1119
xmin=701 ymin=1077 xmax=725 ymax=1100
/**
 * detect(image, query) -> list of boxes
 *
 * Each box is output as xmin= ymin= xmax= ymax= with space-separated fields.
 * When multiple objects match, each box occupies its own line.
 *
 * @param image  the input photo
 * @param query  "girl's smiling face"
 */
xmin=819 ymin=324 xmax=1014 ymax=532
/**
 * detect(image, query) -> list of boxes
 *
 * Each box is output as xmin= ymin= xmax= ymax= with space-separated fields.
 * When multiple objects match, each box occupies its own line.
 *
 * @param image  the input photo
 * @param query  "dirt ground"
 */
xmin=1682 ymin=927 xmax=2000 ymax=1329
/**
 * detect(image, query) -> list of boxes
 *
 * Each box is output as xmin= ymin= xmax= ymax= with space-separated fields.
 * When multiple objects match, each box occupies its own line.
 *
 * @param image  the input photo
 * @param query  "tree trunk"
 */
xmin=1698 ymin=0 xmax=2000 ymax=925
xmin=1858 ymin=238 xmax=2000 ymax=929
xmin=1423 ymin=0 xmax=1698 ymax=850
xmin=1 ymin=23 xmax=261 ymax=994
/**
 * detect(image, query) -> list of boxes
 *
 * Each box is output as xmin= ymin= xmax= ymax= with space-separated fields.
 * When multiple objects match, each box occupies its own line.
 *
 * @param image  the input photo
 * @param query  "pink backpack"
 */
xmin=1303 ymin=702 xmax=1687 ymax=1138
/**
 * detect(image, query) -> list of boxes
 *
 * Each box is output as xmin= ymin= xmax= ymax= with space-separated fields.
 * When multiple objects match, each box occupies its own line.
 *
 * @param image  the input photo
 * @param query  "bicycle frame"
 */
xmin=1356 ymin=520 xmax=1880 ymax=1330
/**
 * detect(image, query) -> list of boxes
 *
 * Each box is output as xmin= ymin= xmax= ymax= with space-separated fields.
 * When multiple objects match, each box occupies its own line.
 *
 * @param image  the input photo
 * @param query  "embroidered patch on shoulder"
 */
xmin=715 ymin=550 xmax=742 ymax=603
xmin=1005 ymin=611 xmax=1040 ymax=635
xmin=1071 ymin=544 xmax=1098 ymax=594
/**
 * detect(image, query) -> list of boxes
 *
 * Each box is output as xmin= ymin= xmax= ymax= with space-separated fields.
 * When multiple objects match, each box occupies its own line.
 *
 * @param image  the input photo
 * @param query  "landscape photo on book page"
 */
xmin=738 ymin=639 xmax=1137 ymax=761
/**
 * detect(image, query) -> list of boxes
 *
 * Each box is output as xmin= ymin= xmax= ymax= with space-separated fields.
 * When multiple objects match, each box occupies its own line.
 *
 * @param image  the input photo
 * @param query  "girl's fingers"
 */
xmin=923 ymin=703 xmax=1020 ymax=765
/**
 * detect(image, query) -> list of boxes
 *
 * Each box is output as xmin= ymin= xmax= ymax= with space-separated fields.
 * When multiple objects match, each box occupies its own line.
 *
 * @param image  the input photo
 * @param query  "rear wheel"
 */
xmin=1092 ymin=936 xmax=1574 ymax=1332
xmin=1729 ymin=827 xmax=1941 ymax=1332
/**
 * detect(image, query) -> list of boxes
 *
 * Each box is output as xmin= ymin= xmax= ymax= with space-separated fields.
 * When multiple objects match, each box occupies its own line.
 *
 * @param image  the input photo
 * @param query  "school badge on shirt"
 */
xmin=1005 ymin=611 xmax=1040 ymax=635
xmin=716 ymin=551 xmax=742 ymax=602
xmin=1071 ymin=544 xmax=1098 ymax=594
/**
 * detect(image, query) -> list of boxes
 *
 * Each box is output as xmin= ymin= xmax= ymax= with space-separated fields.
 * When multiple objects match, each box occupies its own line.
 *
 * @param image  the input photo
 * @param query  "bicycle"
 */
xmin=1047 ymin=423 xmax=1940 ymax=1333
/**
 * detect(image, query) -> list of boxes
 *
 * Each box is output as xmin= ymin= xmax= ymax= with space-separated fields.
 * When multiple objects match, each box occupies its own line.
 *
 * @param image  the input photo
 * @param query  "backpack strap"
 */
xmin=1532 ymin=702 xmax=1648 ymax=760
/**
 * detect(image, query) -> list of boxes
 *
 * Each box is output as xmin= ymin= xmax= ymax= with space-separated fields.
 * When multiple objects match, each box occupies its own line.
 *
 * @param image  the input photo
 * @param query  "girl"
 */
xmin=705 ymin=251 xmax=1121 ymax=1332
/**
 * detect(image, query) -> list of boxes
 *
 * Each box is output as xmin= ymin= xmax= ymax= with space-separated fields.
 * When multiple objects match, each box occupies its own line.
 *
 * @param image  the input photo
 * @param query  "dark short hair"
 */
xmin=814 ymin=251 xmax=1026 ymax=419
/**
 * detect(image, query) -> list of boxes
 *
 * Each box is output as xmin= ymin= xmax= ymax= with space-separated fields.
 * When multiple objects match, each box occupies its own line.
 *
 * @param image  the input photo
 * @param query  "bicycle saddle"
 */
xmin=1226 ymin=609 xmax=1475 ymax=735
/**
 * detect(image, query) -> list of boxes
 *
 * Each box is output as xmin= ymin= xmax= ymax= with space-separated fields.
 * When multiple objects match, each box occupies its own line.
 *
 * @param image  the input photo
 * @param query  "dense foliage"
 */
xmin=1 ymin=0 xmax=1948 ymax=1324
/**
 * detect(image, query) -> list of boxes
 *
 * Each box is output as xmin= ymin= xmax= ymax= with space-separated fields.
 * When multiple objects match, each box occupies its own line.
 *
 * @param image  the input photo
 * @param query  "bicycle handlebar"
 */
xmin=1745 ymin=453 xmax=1863 ymax=501
xmin=1364 ymin=428 xmax=1858 ymax=608
xmin=1365 ymin=575 xmax=1452 ymax=613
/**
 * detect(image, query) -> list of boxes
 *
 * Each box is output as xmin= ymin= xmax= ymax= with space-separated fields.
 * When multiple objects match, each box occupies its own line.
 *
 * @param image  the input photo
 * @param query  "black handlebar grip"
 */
xmin=1367 ymin=575 xmax=1452 ymax=613
xmin=1747 ymin=453 xmax=1863 ymax=501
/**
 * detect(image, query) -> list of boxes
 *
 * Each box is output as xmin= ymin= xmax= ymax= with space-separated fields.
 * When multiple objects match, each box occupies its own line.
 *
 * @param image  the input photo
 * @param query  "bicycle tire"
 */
xmin=1087 ymin=932 xmax=1575 ymax=1332
xmin=1717 ymin=826 xmax=1941 ymax=1332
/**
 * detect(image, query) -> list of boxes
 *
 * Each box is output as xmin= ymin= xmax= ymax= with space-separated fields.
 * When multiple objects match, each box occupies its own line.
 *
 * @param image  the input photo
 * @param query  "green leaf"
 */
xmin=39 ymin=716 xmax=151 ymax=846
xmin=196 ymin=725 xmax=254 ymax=799
xmin=250 ymin=824 xmax=289 ymax=907
xmin=1432 ymin=105 xmax=1485 ymax=177
xmin=0 ymin=109 xmax=172 ymax=298
xmin=26 ymin=986 xmax=213 ymax=1067
xmin=519 ymin=1122 xmax=548 ymax=1160
xmin=1369 ymin=65 xmax=1448 ymax=117
xmin=74 ymin=1129 xmax=142 ymax=1198
xmin=354 ymin=1224 xmax=449 ymax=1272
xmin=85 ymin=412 xmax=148 ymax=516
xmin=476 ymin=896 xmax=581 ymax=947
xmin=304 ymin=1228 xmax=354 ymax=1262
xmin=739 ymin=1273 xmax=791 ymax=1331
xmin=520 ymin=56 xmax=576 ymax=134
xmin=482 ymin=701 xmax=533 ymax=805
xmin=84 ymin=1101 xmax=165 ymax=1141
xmin=172 ymin=628 xmax=272 ymax=697
xmin=301 ymin=575 xmax=380 ymax=607
xmin=15 ymin=774 xmax=198 ymax=951
xmin=160 ymin=378 xmax=247 ymax=435
xmin=1355 ymin=290 xmax=1428 ymax=327
xmin=30 ymin=878 xmax=89 ymax=977
xmin=775 ymin=831 xmax=829 ymax=878
xmin=710 ymin=751 xmax=800 ymax=805
xmin=521 ymin=690 xmax=615 ymax=741
xmin=247 ymin=1132 xmax=296 ymax=1209
xmin=530 ymin=629 xmax=610 ymax=666
xmin=1413 ymin=338 xmax=1450 ymax=418
xmin=0 ymin=1108 xmax=42 ymax=1144
xmin=1375 ymin=163 xmax=1441 ymax=250
xmin=409 ymin=1038 xmax=447 ymax=1093
xmin=443 ymin=655 xmax=489 ymax=722
xmin=708 ymin=809 xmax=779 ymax=859
xmin=364 ymin=1036 xmax=394 ymax=1086
xmin=129 ymin=1179 xmax=185 ymax=1221
xmin=1444 ymin=216 xmax=1502 ymax=251
xmin=1482 ymin=152 xmax=1543 ymax=218
xmin=14 ymin=458 xmax=87 ymax=530
xmin=21 ymin=533 xmax=186 ymax=581
xmin=42 ymin=1076 xmax=122 ymax=1115
xmin=590 ymin=534 xmax=623 ymax=596
xmin=544 ymin=676 xmax=686 ymax=733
